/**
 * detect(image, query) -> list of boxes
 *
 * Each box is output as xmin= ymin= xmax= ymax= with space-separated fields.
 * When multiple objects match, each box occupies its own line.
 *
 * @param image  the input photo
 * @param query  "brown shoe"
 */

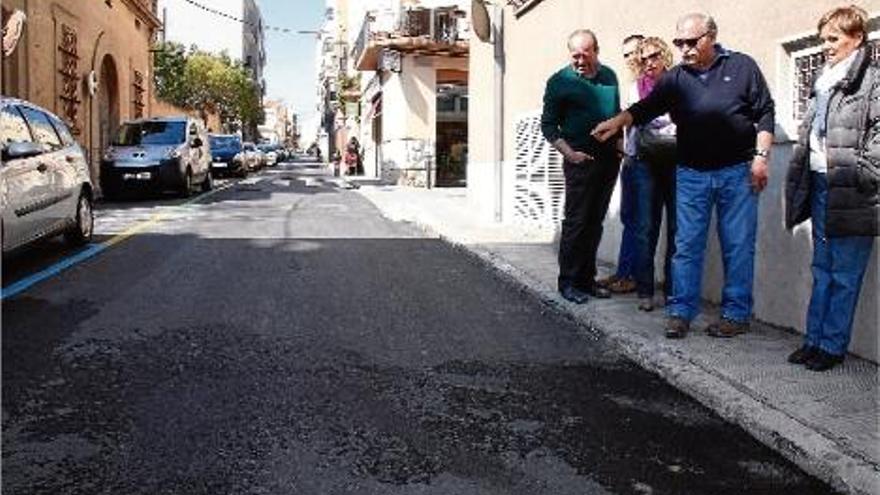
xmin=608 ymin=277 xmax=637 ymax=294
xmin=595 ymin=274 xmax=619 ymax=289
xmin=706 ymin=318 xmax=749 ymax=338
xmin=665 ymin=316 xmax=689 ymax=339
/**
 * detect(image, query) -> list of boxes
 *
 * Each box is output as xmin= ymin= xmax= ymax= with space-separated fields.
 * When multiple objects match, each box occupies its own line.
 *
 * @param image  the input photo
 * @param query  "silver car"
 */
xmin=1 ymin=97 xmax=94 ymax=253
xmin=101 ymin=116 xmax=213 ymax=198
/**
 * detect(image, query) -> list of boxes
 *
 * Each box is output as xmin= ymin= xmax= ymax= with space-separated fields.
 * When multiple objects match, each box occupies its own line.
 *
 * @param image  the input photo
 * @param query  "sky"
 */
xmin=258 ymin=1 xmax=326 ymax=121
xmin=158 ymin=0 xmax=326 ymax=121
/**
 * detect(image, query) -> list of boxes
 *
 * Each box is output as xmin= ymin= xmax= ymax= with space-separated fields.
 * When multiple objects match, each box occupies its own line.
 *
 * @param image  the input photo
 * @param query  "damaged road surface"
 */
xmin=2 ymin=163 xmax=833 ymax=494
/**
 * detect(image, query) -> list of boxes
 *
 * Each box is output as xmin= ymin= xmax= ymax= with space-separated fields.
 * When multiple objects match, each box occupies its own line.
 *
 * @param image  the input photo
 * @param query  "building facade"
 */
xmin=348 ymin=0 xmax=470 ymax=185
xmin=2 ymin=0 xmax=161 ymax=184
xmin=467 ymin=0 xmax=880 ymax=361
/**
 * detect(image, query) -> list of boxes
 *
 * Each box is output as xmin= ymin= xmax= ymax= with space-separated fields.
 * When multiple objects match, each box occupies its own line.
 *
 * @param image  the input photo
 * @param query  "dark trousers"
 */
xmin=632 ymin=158 xmax=676 ymax=297
xmin=558 ymin=157 xmax=621 ymax=291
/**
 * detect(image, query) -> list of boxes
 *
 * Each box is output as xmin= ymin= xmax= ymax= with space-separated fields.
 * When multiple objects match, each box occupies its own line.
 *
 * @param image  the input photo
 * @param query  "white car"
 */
xmin=1 ymin=97 xmax=94 ymax=252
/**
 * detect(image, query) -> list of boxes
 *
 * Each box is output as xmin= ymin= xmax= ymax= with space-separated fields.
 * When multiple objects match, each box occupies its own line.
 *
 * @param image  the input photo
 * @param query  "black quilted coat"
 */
xmin=785 ymin=46 xmax=879 ymax=237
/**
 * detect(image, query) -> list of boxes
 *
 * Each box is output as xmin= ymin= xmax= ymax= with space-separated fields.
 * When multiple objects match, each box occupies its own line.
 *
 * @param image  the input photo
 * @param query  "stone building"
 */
xmin=1 ymin=0 xmax=162 ymax=184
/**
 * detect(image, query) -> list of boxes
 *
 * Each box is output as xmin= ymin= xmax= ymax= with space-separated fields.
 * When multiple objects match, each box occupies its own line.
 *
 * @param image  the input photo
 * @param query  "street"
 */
xmin=2 ymin=161 xmax=832 ymax=494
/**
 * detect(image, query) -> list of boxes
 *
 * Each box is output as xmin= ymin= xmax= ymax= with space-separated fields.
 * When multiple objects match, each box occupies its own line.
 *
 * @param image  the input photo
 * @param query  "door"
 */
xmin=17 ymin=105 xmax=72 ymax=232
xmin=0 ymin=105 xmax=51 ymax=248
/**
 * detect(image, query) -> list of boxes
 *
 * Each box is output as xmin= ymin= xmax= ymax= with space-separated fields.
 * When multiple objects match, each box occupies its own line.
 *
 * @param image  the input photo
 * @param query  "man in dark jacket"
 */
xmin=592 ymin=12 xmax=775 ymax=338
xmin=541 ymin=29 xmax=621 ymax=304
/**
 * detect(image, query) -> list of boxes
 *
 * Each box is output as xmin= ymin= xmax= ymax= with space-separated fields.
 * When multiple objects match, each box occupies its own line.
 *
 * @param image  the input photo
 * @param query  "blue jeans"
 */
xmin=805 ymin=172 xmax=874 ymax=356
xmin=615 ymin=157 xmax=638 ymax=278
xmin=632 ymin=158 xmax=676 ymax=297
xmin=668 ymin=162 xmax=757 ymax=323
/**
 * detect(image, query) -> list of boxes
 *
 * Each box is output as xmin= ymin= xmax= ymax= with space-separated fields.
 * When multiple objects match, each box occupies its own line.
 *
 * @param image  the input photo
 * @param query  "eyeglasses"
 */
xmin=673 ymin=31 xmax=709 ymax=50
xmin=640 ymin=51 xmax=662 ymax=63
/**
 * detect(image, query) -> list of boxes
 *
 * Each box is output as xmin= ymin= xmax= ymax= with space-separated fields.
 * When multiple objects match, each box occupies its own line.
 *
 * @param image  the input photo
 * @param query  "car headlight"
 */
xmin=168 ymin=148 xmax=182 ymax=159
xmin=102 ymin=148 xmax=115 ymax=161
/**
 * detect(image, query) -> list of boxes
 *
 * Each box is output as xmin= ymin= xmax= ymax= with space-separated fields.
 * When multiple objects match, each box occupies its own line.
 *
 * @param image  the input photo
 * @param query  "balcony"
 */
xmin=352 ymin=6 xmax=469 ymax=72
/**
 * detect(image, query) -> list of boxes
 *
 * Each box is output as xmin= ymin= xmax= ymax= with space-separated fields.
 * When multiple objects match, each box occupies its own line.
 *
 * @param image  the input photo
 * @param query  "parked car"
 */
xmin=241 ymin=141 xmax=262 ymax=171
xmin=101 ymin=116 xmax=212 ymax=199
xmin=209 ymin=134 xmax=247 ymax=177
xmin=258 ymin=144 xmax=278 ymax=167
xmin=1 ymin=97 xmax=94 ymax=252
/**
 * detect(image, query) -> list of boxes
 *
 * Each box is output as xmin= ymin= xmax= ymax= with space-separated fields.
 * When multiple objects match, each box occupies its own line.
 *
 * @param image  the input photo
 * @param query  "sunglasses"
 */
xmin=640 ymin=51 xmax=662 ymax=63
xmin=673 ymin=31 xmax=709 ymax=50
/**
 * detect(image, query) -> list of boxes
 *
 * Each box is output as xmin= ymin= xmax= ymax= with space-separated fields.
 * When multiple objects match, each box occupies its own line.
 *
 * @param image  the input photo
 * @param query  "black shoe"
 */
xmin=787 ymin=345 xmax=818 ymax=365
xmin=585 ymin=285 xmax=611 ymax=299
xmin=560 ymin=285 xmax=590 ymax=304
xmin=806 ymin=350 xmax=844 ymax=372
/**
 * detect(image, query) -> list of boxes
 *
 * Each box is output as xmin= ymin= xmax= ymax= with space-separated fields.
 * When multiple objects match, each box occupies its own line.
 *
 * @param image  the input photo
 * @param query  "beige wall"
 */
xmin=4 ymin=0 xmax=158 ymax=182
xmin=469 ymin=0 xmax=880 ymax=360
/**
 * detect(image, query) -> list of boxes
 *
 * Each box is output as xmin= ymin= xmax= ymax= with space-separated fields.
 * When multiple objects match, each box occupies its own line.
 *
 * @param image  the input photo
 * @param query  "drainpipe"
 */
xmin=492 ymin=5 xmax=504 ymax=222
xmin=88 ymin=31 xmax=106 ymax=188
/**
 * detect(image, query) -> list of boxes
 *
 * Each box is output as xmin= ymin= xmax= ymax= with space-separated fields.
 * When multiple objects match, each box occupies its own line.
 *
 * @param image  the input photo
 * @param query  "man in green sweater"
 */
xmin=541 ymin=29 xmax=622 ymax=304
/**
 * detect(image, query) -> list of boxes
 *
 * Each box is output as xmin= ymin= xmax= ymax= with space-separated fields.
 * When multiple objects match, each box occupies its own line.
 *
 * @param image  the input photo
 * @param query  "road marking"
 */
xmin=1 ymin=182 xmax=234 ymax=300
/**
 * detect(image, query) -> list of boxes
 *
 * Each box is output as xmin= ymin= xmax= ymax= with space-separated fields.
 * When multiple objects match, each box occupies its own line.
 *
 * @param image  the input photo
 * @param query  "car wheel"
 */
xmin=180 ymin=169 xmax=193 ymax=198
xmin=65 ymin=191 xmax=94 ymax=246
xmin=201 ymin=169 xmax=213 ymax=192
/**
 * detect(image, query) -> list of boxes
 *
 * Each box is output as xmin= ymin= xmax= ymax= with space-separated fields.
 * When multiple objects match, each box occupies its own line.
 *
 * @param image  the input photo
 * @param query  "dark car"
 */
xmin=101 ymin=116 xmax=212 ymax=199
xmin=1 ymin=97 xmax=94 ymax=252
xmin=209 ymin=134 xmax=247 ymax=177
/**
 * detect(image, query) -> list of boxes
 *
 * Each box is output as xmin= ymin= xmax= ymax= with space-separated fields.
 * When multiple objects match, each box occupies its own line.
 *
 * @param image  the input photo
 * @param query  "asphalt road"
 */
xmin=2 ymin=161 xmax=833 ymax=494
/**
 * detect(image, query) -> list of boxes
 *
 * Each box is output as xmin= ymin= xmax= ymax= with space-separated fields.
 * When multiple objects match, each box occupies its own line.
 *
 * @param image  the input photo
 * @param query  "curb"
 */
xmin=364 ymin=198 xmax=879 ymax=495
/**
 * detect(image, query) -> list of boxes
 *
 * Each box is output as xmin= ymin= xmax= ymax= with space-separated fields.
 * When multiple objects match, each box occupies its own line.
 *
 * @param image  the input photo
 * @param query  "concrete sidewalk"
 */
xmin=356 ymin=183 xmax=879 ymax=495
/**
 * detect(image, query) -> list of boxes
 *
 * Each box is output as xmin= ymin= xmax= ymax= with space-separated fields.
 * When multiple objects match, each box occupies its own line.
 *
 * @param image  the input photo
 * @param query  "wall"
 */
xmin=380 ymin=54 xmax=437 ymax=185
xmin=469 ymin=0 xmax=880 ymax=361
xmin=4 ymin=0 xmax=158 ymax=185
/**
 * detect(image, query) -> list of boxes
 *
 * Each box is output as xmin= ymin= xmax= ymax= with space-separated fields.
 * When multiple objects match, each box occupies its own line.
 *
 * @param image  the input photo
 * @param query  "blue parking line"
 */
xmin=1 ymin=181 xmax=235 ymax=301
xmin=1 ymin=243 xmax=106 ymax=300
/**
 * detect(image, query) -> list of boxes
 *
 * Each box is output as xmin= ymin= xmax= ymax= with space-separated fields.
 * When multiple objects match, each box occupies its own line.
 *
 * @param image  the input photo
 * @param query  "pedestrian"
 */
xmin=597 ymin=34 xmax=643 ymax=295
xmin=541 ymin=29 xmax=622 ymax=304
xmin=592 ymin=12 xmax=775 ymax=338
xmin=344 ymin=137 xmax=361 ymax=176
xmin=784 ymin=5 xmax=878 ymax=372
xmin=630 ymin=37 xmax=678 ymax=312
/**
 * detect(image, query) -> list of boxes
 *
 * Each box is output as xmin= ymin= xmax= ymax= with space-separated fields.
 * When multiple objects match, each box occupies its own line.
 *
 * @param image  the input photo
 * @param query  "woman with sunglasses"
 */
xmin=629 ymin=37 xmax=677 ymax=312
xmin=784 ymin=5 xmax=879 ymax=372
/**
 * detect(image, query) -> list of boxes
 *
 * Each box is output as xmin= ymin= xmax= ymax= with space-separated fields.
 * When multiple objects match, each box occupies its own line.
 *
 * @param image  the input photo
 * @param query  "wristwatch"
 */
xmin=754 ymin=148 xmax=770 ymax=158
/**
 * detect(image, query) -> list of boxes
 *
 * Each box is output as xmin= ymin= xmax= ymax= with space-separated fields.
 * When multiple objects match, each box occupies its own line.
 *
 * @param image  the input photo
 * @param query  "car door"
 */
xmin=18 ymin=105 xmax=72 ymax=232
xmin=0 ymin=105 xmax=50 ymax=249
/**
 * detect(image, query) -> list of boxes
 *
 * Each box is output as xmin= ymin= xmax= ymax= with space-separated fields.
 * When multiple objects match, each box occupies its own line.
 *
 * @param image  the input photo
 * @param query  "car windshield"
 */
xmin=209 ymin=136 xmax=241 ymax=151
xmin=114 ymin=121 xmax=186 ymax=146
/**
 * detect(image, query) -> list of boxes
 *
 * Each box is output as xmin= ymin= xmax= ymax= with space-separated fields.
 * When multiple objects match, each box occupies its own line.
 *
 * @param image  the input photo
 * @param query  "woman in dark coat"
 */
xmin=784 ymin=5 xmax=879 ymax=372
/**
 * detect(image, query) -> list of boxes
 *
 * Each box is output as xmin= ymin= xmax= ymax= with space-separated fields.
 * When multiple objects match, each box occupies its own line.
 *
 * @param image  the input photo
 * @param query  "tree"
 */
xmin=152 ymin=41 xmax=261 ymax=133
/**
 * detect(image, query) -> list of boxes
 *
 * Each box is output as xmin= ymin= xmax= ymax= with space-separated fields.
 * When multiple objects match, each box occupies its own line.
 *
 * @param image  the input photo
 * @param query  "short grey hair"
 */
xmin=568 ymin=29 xmax=599 ymax=52
xmin=677 ymin=12 xmax=718 ymax=37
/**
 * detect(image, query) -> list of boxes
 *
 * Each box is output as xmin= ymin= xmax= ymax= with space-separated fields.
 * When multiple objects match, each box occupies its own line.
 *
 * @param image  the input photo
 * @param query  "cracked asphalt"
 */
xmin=1 ymin=162 xmax=833 ymax=494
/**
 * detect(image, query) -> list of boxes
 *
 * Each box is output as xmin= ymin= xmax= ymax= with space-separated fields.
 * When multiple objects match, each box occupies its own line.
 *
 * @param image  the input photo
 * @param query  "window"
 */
xmin=114 ymin=121 xmax=186 ymax=146
xmin=791 ymin=38 xmax=880 ymax=121
xmin=18 ymin=106 xmax=62 ymax=151
xmin=0 ymin=106 xmax=33 ymax=147
xmin=48 ymin=114 xmax=76 ymax=147
xmin=509 ymin=0 xmax=547 ymax=17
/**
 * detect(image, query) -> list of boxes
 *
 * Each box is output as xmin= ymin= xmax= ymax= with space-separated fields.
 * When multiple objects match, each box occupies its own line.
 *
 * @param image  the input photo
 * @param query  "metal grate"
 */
xmin=793 ymin=38 xmax=880 ymax=120
xmin=512 ymin=111 xmax=565 ymax=227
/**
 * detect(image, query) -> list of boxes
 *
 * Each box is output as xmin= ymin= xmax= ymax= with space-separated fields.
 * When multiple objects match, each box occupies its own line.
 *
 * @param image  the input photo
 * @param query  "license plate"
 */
xmin=212 ymin=161 xmax=228 ymax=168
xmin=123 ymin=172 xmax=152 ymax=180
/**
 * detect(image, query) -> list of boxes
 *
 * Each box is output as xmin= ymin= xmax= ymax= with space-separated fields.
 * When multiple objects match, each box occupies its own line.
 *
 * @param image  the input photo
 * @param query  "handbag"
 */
xmin=636 ymin=126 xmax=677 ymax=165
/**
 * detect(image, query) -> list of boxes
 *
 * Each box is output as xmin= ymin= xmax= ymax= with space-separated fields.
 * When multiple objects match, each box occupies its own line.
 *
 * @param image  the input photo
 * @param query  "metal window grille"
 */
xmin=512 ymin=111 xmax=565 ymax=227
xmin=793 ymin=38 xmax=880 ymax=120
